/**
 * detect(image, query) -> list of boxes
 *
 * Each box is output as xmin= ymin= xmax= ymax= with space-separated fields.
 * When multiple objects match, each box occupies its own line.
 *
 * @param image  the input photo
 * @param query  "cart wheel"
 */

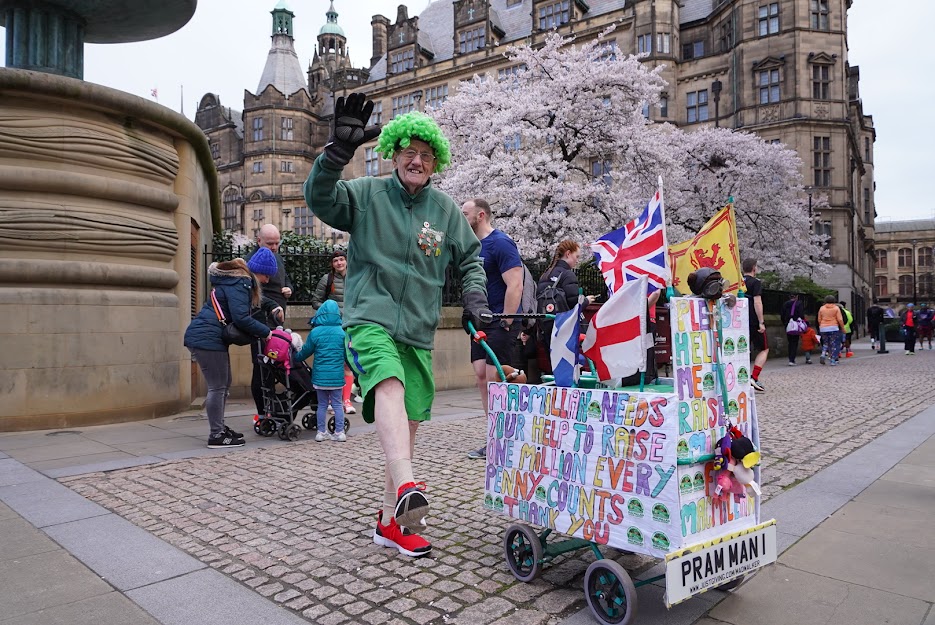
xmin=326 ymin=416 xmax=350 ymax=435
xmin=286 ymin=424 xmax=301 ymax=442
xmin=503 ymin=524 xmax=543 ymax=583
xmin=253 ymin=420 xmax=262 ymax=435
xmin=258 ymin=418 xmax=277 ymax=437
xmin=716 ymin=574 xmax=745 ymax=591
xmin=302 ymin=413 xmax=315 ymax=430
xmin=277 ymin=423 xmax=289 ymax=440
xmin=584 ymin=559 xmax=638 ymax=625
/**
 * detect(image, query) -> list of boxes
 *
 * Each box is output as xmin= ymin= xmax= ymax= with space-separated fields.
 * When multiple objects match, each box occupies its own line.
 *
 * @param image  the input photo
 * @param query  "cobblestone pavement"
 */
xmin=64 ymin=345 xmax=935 ymax=625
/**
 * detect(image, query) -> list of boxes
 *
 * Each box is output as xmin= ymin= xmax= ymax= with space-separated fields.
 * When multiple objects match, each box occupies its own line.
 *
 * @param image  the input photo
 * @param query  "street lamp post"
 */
xmin=711 ymin=79 xmax=722 ymax=128
xmin=912 ymin=239 xmax=918 ymax=305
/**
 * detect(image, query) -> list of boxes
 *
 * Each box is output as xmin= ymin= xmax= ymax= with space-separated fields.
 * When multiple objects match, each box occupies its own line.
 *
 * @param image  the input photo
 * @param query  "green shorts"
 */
xmin=345 ymin=324 xmax=434 ymax=424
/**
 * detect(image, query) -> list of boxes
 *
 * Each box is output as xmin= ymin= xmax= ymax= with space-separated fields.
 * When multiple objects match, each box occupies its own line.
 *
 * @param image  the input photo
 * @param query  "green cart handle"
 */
xmin=466 ymin=320 xmax=507 ymax=383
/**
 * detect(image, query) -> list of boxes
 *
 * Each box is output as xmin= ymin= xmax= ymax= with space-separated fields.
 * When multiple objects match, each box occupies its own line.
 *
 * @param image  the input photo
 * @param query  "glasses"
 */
xmin=399 ymin=149 xmax=436 ymax=164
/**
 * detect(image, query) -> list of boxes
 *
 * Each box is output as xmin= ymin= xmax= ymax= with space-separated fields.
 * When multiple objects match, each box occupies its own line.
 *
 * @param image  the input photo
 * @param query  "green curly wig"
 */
xmin=374 ymin=112 xmax=451 ymax=173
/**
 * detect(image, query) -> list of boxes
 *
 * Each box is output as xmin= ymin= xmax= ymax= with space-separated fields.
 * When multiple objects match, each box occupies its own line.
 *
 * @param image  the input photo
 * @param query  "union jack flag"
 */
xmin=591 ymin=186 xmax=670 ymax=295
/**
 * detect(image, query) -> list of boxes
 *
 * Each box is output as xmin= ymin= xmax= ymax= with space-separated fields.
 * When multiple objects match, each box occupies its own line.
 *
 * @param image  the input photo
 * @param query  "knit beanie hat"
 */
xmin=247 ymin=247 xmax=278 ymax=276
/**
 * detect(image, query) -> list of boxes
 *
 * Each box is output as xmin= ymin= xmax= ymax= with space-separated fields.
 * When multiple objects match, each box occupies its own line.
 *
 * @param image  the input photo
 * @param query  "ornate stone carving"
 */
xmin=814 ymin=104 xmax=830 ymax=119
xmin=0 ymin=110 xmax=180 ymax=183
xmin=760 ymin=105 xmax=780 ymax=123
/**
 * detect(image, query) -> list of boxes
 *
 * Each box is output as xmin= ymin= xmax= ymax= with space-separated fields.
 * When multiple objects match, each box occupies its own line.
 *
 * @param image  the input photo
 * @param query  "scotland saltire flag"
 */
xmin=550 ymin=302 xmax=581 ymax=387
xmin=591 ymin=184 xmax=670 ymax=295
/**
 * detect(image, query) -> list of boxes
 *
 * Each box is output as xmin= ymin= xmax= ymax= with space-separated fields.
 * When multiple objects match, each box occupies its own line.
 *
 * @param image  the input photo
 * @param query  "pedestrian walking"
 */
xmin=184 ymin=251 xmax=281 ymax=447
xmin=294 ymin=300 xmax=347 ymax=442
xmin=303 ymin=94 xmax=490 ymax=558
xmin=866 ymin=300 xmax=885 ymax=350
xmin=742 ymin=259 xmax=769 ymax=390
xmin=915 ymin=303 xmax=933 ymax=350
xmin=900 ymin=303 xmax=917 ymax=355
xmin=817 ymin=295 xmax=845 ymax=365
xmin=780 ymin=293 xmax=805 ymax=365
xmin=462 ymin=198 xmax=525 ymax=461
xmin=800 ymin=320 xmax=820 ymax=364
xmin=312 ymin=250 xmax=358 ymax=415
xmin=838 ymin=301 xmax=854 ymax=358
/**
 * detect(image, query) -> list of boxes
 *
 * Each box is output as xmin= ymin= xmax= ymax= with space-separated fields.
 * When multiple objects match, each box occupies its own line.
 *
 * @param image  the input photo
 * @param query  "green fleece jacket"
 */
xmin=303 ymin=154 xmax=486 ymax=350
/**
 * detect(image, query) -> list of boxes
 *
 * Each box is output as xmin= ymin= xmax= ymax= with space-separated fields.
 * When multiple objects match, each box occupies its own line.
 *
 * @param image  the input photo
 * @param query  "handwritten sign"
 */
xmin=671 ymin=297 xmax=758 ymax=544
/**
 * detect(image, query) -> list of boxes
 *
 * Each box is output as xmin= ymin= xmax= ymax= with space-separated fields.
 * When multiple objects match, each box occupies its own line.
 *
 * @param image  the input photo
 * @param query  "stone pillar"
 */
xmin=0 ymin=68 xmax=220 ymax=431
xmin=3 ymin=5 xmax=85 ymax=79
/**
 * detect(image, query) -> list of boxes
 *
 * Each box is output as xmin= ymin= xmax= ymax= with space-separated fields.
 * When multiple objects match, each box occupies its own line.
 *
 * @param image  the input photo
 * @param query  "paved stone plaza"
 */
xmin=60 ymin=345 xmax=934 ymax=625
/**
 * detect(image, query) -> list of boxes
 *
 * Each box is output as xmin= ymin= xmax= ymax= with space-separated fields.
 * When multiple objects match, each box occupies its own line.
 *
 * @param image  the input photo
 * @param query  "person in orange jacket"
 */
xmin=799 ymin=320 xmax=820 ymax=364
xmin=817 ymin=295 xmax=845 ymax=365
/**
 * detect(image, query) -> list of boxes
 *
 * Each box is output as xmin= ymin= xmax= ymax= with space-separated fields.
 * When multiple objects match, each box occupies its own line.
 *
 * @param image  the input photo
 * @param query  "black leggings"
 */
xmin=786 ymin=334 xmax=800 ymax=363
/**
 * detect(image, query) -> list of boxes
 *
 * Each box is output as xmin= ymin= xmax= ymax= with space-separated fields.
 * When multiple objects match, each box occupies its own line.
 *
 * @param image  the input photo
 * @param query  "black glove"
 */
xmin=323 ymin=92 xmax=382 ymax=167
xmin=462 ymin=290 xmax=493 ymax=335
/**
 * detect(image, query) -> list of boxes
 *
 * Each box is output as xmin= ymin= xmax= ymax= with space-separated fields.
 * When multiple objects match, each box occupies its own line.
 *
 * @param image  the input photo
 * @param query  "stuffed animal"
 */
xmin=712 ymin=424 xmax=762 ymax=498
xmin=500 ymin=365 xmax=527 ymax=384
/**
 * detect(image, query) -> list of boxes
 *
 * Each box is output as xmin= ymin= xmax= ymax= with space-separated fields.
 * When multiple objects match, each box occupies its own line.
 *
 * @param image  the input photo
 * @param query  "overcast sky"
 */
xmin=1 ymin=0 xmax=930 ymax=221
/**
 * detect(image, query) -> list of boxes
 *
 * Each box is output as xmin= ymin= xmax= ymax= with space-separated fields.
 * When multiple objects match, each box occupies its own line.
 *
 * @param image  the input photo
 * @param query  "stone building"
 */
xmin=873 ymin=220 xmax=935 ymax=306
xmin=196 ymin=0 xmax=876 ymax=312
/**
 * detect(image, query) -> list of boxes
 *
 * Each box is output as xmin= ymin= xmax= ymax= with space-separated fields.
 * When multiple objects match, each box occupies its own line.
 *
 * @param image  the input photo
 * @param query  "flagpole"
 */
xmin=658 ymin=175 xmax=675 ymax=301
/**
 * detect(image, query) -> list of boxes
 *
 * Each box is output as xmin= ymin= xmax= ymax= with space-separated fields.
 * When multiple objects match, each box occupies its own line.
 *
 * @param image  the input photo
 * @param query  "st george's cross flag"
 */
xmin=591 ymin=184 xmax=670 ymax=295
xmin=582 ymin=276 xmax=648 ymax=381
xmin=550 ymin=302 xmax=581 ymax=388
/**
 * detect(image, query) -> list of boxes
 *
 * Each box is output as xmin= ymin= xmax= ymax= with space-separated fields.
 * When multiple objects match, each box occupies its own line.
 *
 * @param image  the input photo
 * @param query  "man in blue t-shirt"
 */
xmin=461 ymin=198 xmax=524 ymax=459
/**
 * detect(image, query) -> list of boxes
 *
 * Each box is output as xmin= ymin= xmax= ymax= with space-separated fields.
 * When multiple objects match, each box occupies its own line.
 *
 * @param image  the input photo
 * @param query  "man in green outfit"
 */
xmin=303 ymin=93 xmax=491 ymax=558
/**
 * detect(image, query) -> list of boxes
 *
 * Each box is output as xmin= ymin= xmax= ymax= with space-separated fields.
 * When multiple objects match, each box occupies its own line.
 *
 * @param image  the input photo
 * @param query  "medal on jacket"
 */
xmin=418 ymin=221 xmax=444 ymax=257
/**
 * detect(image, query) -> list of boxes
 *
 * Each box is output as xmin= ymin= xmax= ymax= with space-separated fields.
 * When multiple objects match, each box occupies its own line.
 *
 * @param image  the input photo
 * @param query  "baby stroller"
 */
xmin=253 ymin=329 xmax=315 ymax=441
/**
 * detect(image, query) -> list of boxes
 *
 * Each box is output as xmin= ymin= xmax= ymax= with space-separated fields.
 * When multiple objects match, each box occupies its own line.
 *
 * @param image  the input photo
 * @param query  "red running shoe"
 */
xmin=845 ymin=351 xmax=854 ymax=358
xmin=395 ymin=481 xmax=429 ymax=530
xmin=374 ymin=514 xmax=432 ymax=557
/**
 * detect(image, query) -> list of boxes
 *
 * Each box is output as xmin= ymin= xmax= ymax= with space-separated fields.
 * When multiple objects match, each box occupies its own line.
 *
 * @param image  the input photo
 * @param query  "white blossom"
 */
xmin=432 ymin=32 xmax=826 ymax=281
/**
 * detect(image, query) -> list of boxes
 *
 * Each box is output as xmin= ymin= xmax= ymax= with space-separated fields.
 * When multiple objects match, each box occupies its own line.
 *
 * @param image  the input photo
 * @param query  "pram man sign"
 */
xmin=664 ymin=519 xmax=777 ymax=606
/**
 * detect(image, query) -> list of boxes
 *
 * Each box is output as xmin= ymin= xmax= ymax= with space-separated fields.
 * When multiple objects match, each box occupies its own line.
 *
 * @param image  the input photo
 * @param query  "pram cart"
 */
xmin=252 ymin=329 xmax=312 ymax=441
xmin=473 ymin=296 xmax=777 ymax=625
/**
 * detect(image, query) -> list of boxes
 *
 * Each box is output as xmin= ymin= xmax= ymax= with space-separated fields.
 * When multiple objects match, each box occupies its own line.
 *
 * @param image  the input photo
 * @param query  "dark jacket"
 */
xmin=866 ymin=305 xmax=885 ymax=328
xmin=537 ymin=259 xmax=579 ymax=310
xmin=246 ymin=248 xmax=292 ymax=310
xmin=780 ymin=298 xmax=804 ymax=330
xmin=312 ymin=271 xmax=346 ymax=314
xmin=184 ymin=261 xmax=273 ymax=352
xmin=295 ymin=300 xmax=346 ymax=388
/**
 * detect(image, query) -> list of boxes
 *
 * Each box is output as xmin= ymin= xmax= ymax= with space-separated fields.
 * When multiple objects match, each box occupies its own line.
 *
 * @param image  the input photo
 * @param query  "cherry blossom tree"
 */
xmin=432 ymin=32 xmax=826 ymax=281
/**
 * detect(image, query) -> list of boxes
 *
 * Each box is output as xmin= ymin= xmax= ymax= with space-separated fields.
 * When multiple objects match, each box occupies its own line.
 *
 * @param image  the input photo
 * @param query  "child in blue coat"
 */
xmin=294 ymin=300 xmax=347 ymax=441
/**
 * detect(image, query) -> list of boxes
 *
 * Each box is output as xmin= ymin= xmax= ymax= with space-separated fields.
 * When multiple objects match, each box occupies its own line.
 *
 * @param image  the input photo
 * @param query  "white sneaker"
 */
xmin=787 ymin=361 xmax=796 ymax=366
xmin=332 ymin=431 xmax=347 ymax=442
xmin=343 ymin=401 xmax=357 ymax=415
xmin=315 ymin=431 xmax=329 ymax=442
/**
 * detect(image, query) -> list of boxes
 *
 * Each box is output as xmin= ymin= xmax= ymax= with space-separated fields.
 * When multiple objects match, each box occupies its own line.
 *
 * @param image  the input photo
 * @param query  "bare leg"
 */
xmin=375 ymin=377 xmax=410 ymax=474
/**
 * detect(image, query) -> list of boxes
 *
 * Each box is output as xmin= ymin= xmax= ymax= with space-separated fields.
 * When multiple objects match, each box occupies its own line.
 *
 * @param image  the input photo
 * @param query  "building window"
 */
xmin=686 ymin=90 xmax=709 ymax=123
xmin=920 ymin=274 xmax=935 ymax=297
xmin=863 ymin=188 xmax=871 ymax=222
xmin=811 ymin=64 xmax=830 ymax=100
xmin=280 ymin=117 xmax=293 ymax=140
xmin=425 ymin=84 xmax=449 ymax=109
xmin=876 ymin=250 xmax=887 ymax=269
xmin=210 ymin=142 xmax=219 ymax=160
xmin=811 ymin=0 xmax=829 ymax=30
xmin=365 ymin=147 xmax=380 ymax=176
xmin=682 ymin=40 xmax=704 ymax=60
xmin=539 ymin=1 xmax=570 ymax=30
xmin=758 ymin=69 xmax=780 ymax=104
xmin=591 ymin=159 xmax=612 ymax=188
xmin=252 ymin=161 xmax=264 ymax=174
xmin=718 ymin=17 xmax=733 ymax=52
xmin=280 ymin=160 xmax=294 ymax=173
xmin=222 ymin=188 xmax=241 ymax=231
xmin=390 ymin=48 xmax=415 ymax=74
xmin=637 ymin=34 xmax=652 ymax=54
xmin=898 ymin=248 xmax=913 ymax=268
xmin=503 ymin=133 xmax=521 ymax=152
xmin=899 ymin=275 xmax=914 ymax=296
xmin=392 ymin=94 xmax=415 ymax=118
xmin=875 ymin=275 xmax=887 ymax=297
xmin=758 ymin=3 xmax=779 ymax=36
xmin=459 ymin=27 xmax=485 ymax=53
xmin=595 ymin=41 xmax=617 ymax=62
xmin=813 ymin=136 xmax=831 ymax=187
xmin=659 ymin=96 xmax=668 ymax=118
xmin=368 ymin=101 xmax=383 ymax=126
xmin=816 ymin=220 xmax=832 ymax=251
xmin=656 ymin=33 xmax=671 ymax=54
xmin=919 ymin=247 xmax=933 ymax=268
xmin=294 ymin=206 xmax=313 ymax=236
xmin=252 ymin=117 xmax=264 ymax=142
xmin=864 ymin=137 xmax=871 ymax=162
xmin=507 ymin=0 xmax=522 ymax=5
xmin=252 ymin=208 xmax=264 ymax=222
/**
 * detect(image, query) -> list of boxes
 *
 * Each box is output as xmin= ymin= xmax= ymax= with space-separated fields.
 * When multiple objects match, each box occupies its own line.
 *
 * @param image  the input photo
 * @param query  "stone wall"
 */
xmin=0 ymin=69 xmax=219 ymax=431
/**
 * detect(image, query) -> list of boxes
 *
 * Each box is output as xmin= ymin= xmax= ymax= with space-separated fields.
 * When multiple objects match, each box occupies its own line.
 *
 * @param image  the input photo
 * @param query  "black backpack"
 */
xmin=536 ymin=271 xmax=571 ymax=315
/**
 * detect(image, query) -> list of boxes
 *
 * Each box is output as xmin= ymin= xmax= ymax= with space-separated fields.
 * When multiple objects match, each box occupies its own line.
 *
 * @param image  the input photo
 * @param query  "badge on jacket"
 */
xmin=418 ymin=221 xmax=444 ymax=257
